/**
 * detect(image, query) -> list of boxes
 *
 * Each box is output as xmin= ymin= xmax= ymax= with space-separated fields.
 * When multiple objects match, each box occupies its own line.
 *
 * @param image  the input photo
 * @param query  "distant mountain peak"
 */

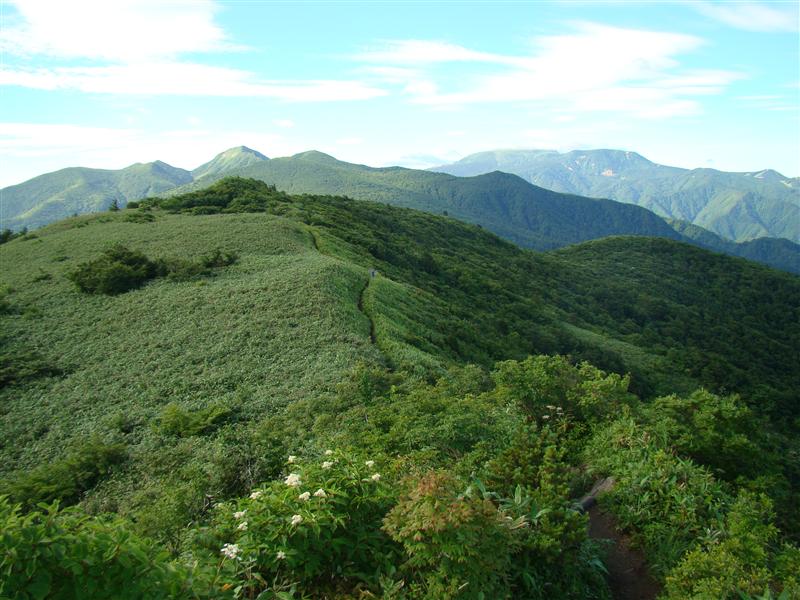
xmin=192 ymin=146 xmax=269 ymax=179
xmin=220 ymin=146 xmax=268 ymax=160
xmin=292 ymin=150 xmax=341 ymax=163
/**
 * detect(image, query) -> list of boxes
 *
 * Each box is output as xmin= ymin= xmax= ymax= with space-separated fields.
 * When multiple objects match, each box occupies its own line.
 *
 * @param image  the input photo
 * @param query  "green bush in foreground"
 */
xmin=68 ymin=244 xmax=163 ymax=295
xmin=663 ymin=491 xmax=800 ymax=599
xmin=193 ymin=450 xmax=399 ymax=597
xmin=0 ymin=497 xmax=195 ymax=599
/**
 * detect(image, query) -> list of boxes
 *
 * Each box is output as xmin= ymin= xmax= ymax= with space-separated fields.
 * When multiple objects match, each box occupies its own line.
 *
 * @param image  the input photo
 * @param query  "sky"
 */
xmin=0 ymin=0 xmax=798 ymax=187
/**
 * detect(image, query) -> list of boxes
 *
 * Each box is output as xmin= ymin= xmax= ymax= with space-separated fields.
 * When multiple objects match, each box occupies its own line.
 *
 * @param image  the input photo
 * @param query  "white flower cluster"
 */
xmin=287 ymin=455 xmax=297 ymax=464
xmin=371 ymin=473 xmax=381 ymax=482
xmin=291 ymin=514 xmax=303 ymax=526
xmin=365 ymin=460 xmax=375 ymax=468
xmin=234 ymin=510 xmax=246 ymax=519
xmin=299 ymin=491 xmax=311 ymax=501
xmin=324 ymin=449 xmax=334 ymax=456
xmin=542 ymin=405 xmax=564 ymax=420
xmin=285 ymin=473 xmax=301 ymax=487
xmin=249 ymin=490 xmax=262 ymax=500
xmin=313 ymin=488 xmax=327 ymax=498
xmin=276 ymin=550 xmax=286 ymax=560
xmin=220 ymin=543 xmax=240 ymax=560
xmin=237 ymin=521 xmax=248 ymax=531
xmin=322 ymin=461 xmax=334 ymax=469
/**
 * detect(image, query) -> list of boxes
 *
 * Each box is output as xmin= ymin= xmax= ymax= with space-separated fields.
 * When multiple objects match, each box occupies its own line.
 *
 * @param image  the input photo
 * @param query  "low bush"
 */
xmin=0 ymin=497 xmax=198 ymax=599
xmin=384 ymin=470 xmax=515 ymax=599
xmin=193 ymin=450 xmax=398 ymax=597
xmin=663 ymin=491 xmax=799 ymax=599
xmin=5 ymin=437 xmax=127 ymax=507
xmin=68 ymin=244 xmax=163 ymax=295
xmin=156 ymin=401 xmax=232 ymax=437
xmin=584 ymin=416 xmax=730 ymax=577
xmin=68 ymin=244 xmax=238 ymax=294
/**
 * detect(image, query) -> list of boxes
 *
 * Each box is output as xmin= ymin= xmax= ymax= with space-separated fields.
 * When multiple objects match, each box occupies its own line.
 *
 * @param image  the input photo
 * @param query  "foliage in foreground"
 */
xmin=0 ymin=497 xmax=196 ymax=599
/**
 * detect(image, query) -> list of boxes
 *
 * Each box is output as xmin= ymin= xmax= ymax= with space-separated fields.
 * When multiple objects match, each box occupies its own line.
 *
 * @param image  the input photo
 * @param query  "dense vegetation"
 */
xmin=1 ymin=177 xmax=798 ymax=598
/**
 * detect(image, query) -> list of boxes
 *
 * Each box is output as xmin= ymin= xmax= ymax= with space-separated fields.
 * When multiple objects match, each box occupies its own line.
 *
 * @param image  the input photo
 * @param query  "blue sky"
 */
xmin=0 ymin=0 xmax=798 ymax=186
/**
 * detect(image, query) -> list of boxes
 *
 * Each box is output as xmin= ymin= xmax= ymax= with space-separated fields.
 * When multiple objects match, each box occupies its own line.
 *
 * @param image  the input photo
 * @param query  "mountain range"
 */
xmin=431 ymin=149 xmax=800 ymax=244
xmin=2 ymin=146 xmax=799 ymax=274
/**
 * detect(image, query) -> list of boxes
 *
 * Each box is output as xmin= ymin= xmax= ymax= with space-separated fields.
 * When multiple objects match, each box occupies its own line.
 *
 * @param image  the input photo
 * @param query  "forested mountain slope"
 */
xmin=432 ymin=148 xmax=800 ymax=243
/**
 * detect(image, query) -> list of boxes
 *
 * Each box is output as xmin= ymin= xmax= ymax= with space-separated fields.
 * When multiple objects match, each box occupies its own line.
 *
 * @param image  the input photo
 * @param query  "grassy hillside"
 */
xmin=2 ymin=179 xmax=799 ymax=598
xmin=0 ymin=161 xmax=192 ymax=230
xmin=432 ymin=148 xmax=800 ymax=243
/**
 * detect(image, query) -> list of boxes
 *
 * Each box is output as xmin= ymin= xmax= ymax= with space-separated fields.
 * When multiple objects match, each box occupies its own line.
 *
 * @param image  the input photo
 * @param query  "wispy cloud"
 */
xmin=0 ymin=63 xmax=386 ymax=100
xmin=692 ymin=1 xmax=799 ymax=32
xmin=0 ymin=0 xmax=386 ymax=101
xmin=356 ymin=23 xmax=741 ymax=118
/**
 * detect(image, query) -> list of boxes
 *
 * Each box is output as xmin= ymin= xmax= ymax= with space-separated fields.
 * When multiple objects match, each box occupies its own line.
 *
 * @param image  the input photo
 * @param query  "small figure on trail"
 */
xmin=370 ymin=269 xmax=377 ymax=278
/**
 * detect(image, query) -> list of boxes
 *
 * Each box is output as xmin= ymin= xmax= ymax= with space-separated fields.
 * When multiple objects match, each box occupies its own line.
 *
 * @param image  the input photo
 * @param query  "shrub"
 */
xmin=68 ymin=245 xmax=237 ymax=294
xmin=200 ymin=248 xmax=238 ymax=269
xmin=584 ymin=416 xmax=730 ymax=577
xmin=195 ymin=450 xmax=398 ymax=597
xmin=68 ymin=244 xmax=163 ymax=295
xmin=156 ymin=401 xmax=232 ymax=437
xmin=383 ymin=470 xmax=514 ymax=599
xmin=492 ymin=355 xmax=636 ymax=427
xmin=646 ymin=390 xmax=769 ymax=480
xmin=5 ymin=437 xmax=127 ymax=507
xmin=662 ymin=491 xmax=788 ymax=599
xmin=0 ymin=497 xmax=197 ymax=599
xmin=123 ymin=211 xmax=155 ymax=223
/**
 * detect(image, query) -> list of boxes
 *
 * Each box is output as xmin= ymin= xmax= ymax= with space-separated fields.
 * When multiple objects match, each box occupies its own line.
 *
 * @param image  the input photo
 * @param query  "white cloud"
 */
xmin=0 ymin=63 xmax=387 ymax=100
xmin=1 ymin=0 xmax=234 ymax=61
xmin=358 ymin=40 xmax=523 ymax=66
xmin=0 ymin=1 xmax=387 ymax=101
xmin=358 ymin=23 xmax=741 ymax=118
xmin=692 ymin=1 xmax=799 ymax=32
xmin=273 ymin=119 xmax=295 ymax=128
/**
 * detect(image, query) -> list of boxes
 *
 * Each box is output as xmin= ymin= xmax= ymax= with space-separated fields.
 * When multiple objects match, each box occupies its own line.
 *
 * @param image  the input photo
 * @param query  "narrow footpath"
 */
xmin=586 ymin=507 xmax=661 ymax=600
xmin=307 ymin=226 xmax=378 ymax=346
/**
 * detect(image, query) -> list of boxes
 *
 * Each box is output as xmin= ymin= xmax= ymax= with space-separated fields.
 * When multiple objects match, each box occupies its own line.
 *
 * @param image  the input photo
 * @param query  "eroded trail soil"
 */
xmin=587 ymin=506 xmax=661 ymax=600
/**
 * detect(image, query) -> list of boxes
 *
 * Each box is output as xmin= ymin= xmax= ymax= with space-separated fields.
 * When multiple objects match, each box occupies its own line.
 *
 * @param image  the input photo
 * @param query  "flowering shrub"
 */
xmin=196 ymin=450 xmax=399 ymax=597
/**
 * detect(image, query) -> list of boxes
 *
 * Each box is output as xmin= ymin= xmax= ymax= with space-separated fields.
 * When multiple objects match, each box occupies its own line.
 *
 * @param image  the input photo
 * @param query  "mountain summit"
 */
xmin=191 ymin=146 xmax=269 ymax=180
